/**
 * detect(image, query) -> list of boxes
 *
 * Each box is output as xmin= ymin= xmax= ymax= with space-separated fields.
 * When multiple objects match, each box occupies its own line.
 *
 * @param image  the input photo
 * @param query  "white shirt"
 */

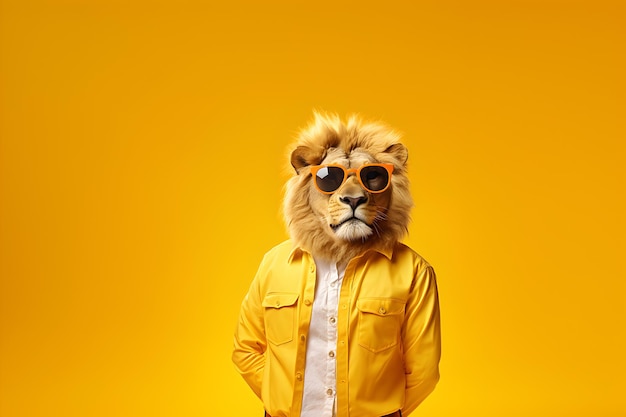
xmin=300 ymin=257 xmax=346 ymax=417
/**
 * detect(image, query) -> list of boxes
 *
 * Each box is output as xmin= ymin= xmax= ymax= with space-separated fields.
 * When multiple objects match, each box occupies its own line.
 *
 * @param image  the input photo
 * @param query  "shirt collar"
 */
xmin=287 ymin=245 xmax=306 ymax=263
xmin=287 ymin=242 xmax=394 ymax=263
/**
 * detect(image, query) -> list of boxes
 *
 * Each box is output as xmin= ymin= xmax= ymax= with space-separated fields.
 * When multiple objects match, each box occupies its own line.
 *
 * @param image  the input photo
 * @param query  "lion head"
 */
xmin=283 ymin=112 xmax=413 ymax=264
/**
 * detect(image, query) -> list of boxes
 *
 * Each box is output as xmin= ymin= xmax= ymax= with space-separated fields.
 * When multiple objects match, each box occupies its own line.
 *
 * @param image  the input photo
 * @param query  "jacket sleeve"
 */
xmin=402 ymin=265 xmax=441 ymax=416
xmin=232 ymin=262 xmax=267 ymax=399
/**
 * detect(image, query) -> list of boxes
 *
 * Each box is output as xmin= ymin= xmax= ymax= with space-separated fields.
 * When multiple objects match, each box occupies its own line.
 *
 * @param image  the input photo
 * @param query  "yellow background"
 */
xmin=1 ymin=0 xmax=624 ymax=416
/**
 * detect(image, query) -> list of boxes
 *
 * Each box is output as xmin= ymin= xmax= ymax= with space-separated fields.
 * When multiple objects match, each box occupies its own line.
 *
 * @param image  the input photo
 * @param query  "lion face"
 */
xmin=284 ymin=112 xmax=413 ymax=263
xmin=308 ymin=148 xmax=393 ymax=242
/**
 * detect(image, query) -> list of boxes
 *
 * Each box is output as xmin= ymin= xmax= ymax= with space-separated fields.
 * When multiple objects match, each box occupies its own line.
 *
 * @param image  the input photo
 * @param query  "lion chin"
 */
xmin=283 ymin=111 xmax=414 ymax=264
xmin=331 ymin=218 xmax=373 ymax=241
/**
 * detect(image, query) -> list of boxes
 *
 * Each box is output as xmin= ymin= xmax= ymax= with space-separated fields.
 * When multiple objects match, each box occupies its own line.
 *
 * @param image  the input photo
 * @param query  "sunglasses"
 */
xmin=309 ymin=163 xmax=394 ymax=194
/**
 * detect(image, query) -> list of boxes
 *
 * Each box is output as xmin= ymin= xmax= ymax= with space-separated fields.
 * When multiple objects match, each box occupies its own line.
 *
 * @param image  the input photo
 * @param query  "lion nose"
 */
xmin=340 ymin=196 xmax=368 ymax=210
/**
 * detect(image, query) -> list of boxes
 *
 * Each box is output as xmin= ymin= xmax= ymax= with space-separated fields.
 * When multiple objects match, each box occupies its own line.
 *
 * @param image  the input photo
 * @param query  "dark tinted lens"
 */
xmin=315 ymin=166 xmax=345 ymax=193
xmin=360 ymin=166 xmax=389 ymax=191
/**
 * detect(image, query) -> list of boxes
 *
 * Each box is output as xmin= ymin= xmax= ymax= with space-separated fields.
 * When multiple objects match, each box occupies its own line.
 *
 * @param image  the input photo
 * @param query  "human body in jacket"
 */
xmin=233 ymin=113 xmax=441 ymax=417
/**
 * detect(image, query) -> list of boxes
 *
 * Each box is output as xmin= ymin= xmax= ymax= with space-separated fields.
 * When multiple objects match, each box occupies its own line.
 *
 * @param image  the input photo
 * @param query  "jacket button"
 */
xmin=304 ymin=299 xmax=311 ymax=306
xmin=379 ymin=307 xmax=386 ymax=314
xmin=296 ymin=372 xmax=303 ymax=381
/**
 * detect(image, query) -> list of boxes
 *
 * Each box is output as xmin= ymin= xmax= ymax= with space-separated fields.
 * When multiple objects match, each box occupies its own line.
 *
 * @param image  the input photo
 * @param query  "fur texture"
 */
xmin=283 ymin=112 xmax=414 ymax=264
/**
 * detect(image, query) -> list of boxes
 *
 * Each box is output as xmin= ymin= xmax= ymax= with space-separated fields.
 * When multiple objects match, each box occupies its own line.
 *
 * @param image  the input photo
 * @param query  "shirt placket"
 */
xmin=325 ymin=263 xmax=341 ymax=416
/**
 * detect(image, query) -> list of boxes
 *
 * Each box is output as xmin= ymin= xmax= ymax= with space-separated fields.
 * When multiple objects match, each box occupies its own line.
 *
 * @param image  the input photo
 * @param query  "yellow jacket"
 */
xmin=232 ymin=240 xmax=441 ymax=417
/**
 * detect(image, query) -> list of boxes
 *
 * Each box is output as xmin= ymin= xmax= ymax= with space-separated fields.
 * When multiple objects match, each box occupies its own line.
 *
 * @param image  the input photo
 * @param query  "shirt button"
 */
xmin=328 ymin=351 xmax=335 ymax=358
xmin=326 ymin=388 xmax=333 ymax=396
xmin=330 ymin=281 xmax=336 ymax=287
xmin=329 ymin=317 xmax=336 ymax=324
xmin=296 ymin=372 xmax=303 ymax=381
xmin=304 ymin=299 xmax=311 ymax=306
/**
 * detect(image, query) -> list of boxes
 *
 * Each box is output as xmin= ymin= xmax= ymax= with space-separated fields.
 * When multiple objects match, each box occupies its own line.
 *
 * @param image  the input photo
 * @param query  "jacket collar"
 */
xmin=288 ymin=242 xmax=394 ymax=264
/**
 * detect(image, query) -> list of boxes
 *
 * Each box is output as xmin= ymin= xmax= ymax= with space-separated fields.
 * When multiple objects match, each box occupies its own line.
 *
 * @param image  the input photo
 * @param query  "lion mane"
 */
xmin=283 ymin=112 xmax=414 ymax=264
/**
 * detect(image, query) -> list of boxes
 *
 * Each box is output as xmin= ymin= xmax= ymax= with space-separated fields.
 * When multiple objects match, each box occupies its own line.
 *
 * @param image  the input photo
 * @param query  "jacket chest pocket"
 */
xmin=262 ymin=293 xmax=299 ymax=346
xmin=357 ymin=298 xmax=405 ymax=353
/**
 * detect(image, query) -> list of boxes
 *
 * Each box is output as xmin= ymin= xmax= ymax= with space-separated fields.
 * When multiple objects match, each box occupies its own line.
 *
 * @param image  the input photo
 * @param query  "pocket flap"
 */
xmin=357 ymin=298 xmax=405 ymax=316
xmin=262 ymin=293 xmax=299 ymax=309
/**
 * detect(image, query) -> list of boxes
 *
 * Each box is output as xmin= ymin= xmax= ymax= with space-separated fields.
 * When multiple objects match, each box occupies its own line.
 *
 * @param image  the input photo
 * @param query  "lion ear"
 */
xmin=384 ymin=143 xmax=409 ymax=166
xmin=290 ymin=145 xmax=321 ymax=173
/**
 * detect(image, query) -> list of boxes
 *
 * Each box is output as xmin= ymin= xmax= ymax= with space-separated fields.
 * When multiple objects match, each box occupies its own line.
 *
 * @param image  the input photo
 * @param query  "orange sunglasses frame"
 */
xmin=309 ymin=163 xmax=395 ymax=194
